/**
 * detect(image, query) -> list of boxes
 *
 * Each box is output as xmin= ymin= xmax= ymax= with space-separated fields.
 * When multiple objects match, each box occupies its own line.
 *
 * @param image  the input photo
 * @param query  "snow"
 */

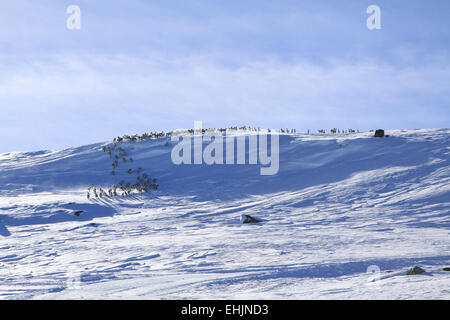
xmin=0 ymin=129 xmax=449 ymax=299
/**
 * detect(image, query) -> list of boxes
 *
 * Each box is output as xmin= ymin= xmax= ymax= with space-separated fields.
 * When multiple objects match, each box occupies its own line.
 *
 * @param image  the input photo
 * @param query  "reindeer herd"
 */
xmin=326 ymin=128 xmax=358 ymax=134
xmin=87 ymin=140 xmax=158 ymax=200
xmin=111 ymin=126 xmax=299 ymax=143
xmin=87 ymin=126 xmax=361 ymax=199
xmin=109 ymin=126 xmax=359 ymax=144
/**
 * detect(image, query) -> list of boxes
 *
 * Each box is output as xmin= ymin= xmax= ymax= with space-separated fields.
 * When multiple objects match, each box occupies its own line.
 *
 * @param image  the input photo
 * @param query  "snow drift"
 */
xmin=0 ymin=129 xmax=449 ymax=299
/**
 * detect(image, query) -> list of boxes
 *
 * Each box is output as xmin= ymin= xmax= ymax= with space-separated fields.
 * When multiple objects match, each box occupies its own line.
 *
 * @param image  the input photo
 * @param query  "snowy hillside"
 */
xmin=0 ymin=129 xmax=449 ymax=299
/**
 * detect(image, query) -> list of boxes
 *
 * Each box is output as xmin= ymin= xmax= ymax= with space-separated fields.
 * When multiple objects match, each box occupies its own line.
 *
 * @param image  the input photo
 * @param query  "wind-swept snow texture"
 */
xmin=0 ymin=129 xmax=449 ymax=299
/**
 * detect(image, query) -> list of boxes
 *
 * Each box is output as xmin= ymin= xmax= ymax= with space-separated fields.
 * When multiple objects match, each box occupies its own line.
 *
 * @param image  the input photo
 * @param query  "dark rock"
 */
xmin=73 ymin=210 xmax=83 ymax=217
xmin=374 ymin=129 xmax=385 ymax=138
xmin=406 ymin=266 xmax=425 ymax=275
xmin=241 ymin=214 xmax=262 ymax=224
xmin=443 ymin=267 xmax=450 ymax=272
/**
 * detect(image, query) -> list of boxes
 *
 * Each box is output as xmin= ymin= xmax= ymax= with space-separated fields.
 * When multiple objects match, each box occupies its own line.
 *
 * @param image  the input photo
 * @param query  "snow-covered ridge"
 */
xmin=0 ymin=129 xmax=449 ymax=299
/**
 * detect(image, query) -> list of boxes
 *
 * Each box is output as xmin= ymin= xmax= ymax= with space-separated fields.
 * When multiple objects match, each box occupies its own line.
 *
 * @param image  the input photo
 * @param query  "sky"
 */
xmin=0 ymin=0 xmax=449 ymax=152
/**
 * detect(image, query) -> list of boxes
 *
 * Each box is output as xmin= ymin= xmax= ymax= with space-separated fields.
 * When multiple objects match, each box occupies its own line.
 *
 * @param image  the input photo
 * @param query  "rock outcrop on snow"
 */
xmin=406 ymin=266 xmax=426 ymax=275
xmin=241 ymin=214 xmax=262 ymax=224
xmin=374 ymin=129 xmax=385 ymax=138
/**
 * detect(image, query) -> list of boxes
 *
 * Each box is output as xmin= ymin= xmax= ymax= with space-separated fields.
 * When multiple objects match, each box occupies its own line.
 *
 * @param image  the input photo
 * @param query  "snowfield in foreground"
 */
xmin=0 ymin=129 xmax=449 ymax=299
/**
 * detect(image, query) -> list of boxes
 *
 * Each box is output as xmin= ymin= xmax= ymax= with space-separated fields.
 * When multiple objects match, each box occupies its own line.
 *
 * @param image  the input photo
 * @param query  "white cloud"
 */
xmin=0 ymin=53 xmax=449 ymax=151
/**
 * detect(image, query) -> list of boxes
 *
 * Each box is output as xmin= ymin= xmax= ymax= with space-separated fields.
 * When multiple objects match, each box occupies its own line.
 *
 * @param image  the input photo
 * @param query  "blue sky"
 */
xmin=0 ymin=0 xmax=449 ymax=152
